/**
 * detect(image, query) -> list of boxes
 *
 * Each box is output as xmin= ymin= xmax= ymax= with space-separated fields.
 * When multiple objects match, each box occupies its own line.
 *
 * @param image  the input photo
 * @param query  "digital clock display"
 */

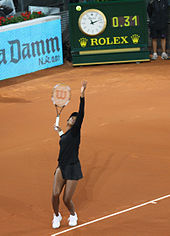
xmin=112 ymin=15 xmax=139 ymax=28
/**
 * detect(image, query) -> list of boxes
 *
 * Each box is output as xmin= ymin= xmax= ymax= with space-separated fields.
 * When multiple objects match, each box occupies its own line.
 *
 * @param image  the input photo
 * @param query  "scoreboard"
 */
xmin=69 ymin=0 xmax=150 ymax=66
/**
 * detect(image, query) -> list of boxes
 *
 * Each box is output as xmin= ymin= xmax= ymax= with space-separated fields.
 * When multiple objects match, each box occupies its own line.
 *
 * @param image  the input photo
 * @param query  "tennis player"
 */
xmin=52 ymin=81 xmax=87 ymax=229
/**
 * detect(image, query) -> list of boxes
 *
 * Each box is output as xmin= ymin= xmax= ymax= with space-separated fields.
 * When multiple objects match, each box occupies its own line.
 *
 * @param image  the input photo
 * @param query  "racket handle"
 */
xmin=55 ymin=116 xmax=59 ymax=127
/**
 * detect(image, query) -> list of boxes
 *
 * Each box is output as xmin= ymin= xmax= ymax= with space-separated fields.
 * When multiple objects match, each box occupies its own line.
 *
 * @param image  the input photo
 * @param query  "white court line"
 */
xmin=51 ymin=194 xmax=170 ymax=236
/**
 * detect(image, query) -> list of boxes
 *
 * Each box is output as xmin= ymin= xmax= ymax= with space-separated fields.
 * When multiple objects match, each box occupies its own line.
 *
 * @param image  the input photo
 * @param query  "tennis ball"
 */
xmin=76 ymin=6 xmax=81 ymax=11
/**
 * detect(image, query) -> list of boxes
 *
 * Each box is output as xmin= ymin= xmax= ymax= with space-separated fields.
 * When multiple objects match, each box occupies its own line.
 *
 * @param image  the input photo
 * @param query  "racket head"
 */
xmin=52 ymin=84 xmax=71 ymax=107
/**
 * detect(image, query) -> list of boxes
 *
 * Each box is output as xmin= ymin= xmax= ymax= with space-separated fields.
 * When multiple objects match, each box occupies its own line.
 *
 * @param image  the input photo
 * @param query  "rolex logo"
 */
xmin=79 ymin=38 xmax=88 ymax=48
xmin=131 ymin=34 xmax=140 ymax=44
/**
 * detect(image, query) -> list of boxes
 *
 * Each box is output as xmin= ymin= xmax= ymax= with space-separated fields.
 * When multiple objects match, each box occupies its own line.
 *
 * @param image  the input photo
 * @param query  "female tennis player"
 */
xmin=52 ymin=81 xmax=87 ymax=229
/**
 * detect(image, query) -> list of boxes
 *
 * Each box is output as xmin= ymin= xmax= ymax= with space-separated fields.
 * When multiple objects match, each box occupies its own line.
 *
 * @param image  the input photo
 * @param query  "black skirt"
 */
xmin=55 ymin=161 xmax=83 ymax=180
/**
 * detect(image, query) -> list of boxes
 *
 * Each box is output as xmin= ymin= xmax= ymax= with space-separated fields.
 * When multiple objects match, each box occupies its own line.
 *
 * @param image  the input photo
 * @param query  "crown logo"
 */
xmin=131 ymin=34 xmax=140 ymax=44
xmin=79 ymin=38 xmax=88 ymax=48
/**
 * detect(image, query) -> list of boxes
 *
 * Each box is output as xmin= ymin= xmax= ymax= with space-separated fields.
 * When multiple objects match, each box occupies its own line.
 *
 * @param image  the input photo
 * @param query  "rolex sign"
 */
xmin=69 ymin=1 xmax=150 ymax=66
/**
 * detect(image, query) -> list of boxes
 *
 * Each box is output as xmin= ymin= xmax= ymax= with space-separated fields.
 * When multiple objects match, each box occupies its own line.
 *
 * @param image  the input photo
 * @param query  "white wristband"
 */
xmin=59 ymin=131 xmax=64 ymax=136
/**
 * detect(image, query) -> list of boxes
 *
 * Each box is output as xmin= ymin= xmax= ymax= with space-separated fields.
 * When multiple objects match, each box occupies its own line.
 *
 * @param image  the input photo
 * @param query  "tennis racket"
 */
xmin=52 ymin=84 xmax=71 ymax=128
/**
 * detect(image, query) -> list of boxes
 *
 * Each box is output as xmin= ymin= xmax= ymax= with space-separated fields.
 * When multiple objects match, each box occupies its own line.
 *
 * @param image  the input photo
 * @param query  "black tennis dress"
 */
xmin=57 ymin=97 xmax=84 ymax=180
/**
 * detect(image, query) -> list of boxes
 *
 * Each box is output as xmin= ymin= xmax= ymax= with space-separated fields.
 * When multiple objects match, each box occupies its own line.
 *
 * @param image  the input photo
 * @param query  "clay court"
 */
xmin=1 ymin=59 xmax=170 ymax=236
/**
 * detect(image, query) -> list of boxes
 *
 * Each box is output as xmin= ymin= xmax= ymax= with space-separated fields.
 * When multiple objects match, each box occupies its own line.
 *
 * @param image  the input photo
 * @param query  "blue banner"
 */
xmin=0 ymin=17 xmax=63 ymax=80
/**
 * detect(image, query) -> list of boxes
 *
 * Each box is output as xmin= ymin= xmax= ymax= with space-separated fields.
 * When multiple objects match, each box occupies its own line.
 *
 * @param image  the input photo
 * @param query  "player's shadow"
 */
xmin=76 ymin=148 xmax=114 ymax=211
xmin=0 ymin=95 xmax=31 ymax=103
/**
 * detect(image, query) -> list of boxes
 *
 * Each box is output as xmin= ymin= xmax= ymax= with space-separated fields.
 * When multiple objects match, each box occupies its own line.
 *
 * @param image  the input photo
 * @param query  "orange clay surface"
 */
xmin=1 ymin=59 xmax=170 ymax=236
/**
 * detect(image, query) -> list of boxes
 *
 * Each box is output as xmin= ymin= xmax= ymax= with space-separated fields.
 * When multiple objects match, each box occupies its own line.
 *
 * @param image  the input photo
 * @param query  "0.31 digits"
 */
xmin=112 ymin=15 xmax=139 ymax=28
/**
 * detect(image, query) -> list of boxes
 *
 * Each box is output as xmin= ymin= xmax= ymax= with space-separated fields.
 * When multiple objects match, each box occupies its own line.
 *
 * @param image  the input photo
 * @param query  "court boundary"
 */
xmin=51 ymin=194 xmax=170 ymax=236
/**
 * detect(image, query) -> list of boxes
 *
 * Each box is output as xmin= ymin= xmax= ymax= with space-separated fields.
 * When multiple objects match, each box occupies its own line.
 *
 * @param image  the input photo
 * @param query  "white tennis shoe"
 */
xmin=152 ymin=52 xmax=158 ymax=60
xmin=52 ymin=213 xmax=62 ymax=229
xmin=68 ymin=213 xmax=78 ymax=227
xmin=161 ymin=52 xmax=168 ymax=60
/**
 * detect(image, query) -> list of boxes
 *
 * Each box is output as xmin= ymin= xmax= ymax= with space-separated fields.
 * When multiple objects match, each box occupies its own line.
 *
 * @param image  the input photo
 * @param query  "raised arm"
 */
xmin=80 ymin=80 xmax=87 ymax=98
xmin=72 ymin=81 xmax=87 ymax=133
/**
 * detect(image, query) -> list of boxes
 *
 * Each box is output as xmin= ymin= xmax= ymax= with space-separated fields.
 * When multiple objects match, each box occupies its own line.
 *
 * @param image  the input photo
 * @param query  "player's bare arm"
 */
xmin=81 ymin=80 xmax=87 ymax=98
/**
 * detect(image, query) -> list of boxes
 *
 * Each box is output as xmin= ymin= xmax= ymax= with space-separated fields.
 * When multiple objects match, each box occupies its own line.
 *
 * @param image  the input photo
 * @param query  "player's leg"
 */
xmin=63 ymin=180 xmax=78 ymax=215
xmin=52 ymin=167 xmax=66 ymax=216
xmin=63 ymin=180 xmax=78 ymax=226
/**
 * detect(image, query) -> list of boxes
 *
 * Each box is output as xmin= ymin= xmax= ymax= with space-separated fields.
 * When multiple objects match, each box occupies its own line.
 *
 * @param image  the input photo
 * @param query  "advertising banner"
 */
xmin=0 ymin=16 xmax=63 ymax=80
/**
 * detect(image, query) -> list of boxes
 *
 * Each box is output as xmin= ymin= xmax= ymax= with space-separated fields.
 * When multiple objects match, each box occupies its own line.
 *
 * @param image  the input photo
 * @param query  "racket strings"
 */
xmin=52 ymin=84 xmax=71 ymax=108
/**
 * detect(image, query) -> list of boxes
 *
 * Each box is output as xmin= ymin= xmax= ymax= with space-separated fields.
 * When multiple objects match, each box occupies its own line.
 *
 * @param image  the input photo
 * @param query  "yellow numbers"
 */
xmin=124 ymin=16 xmax=130 ymax=26
xmin=112 ymin=17 xmax=119 ymax=27
xmin=112 ymin=15 xmax=139 ymax=28
xmin=132 ymin=15 xmax=138 ymax=26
